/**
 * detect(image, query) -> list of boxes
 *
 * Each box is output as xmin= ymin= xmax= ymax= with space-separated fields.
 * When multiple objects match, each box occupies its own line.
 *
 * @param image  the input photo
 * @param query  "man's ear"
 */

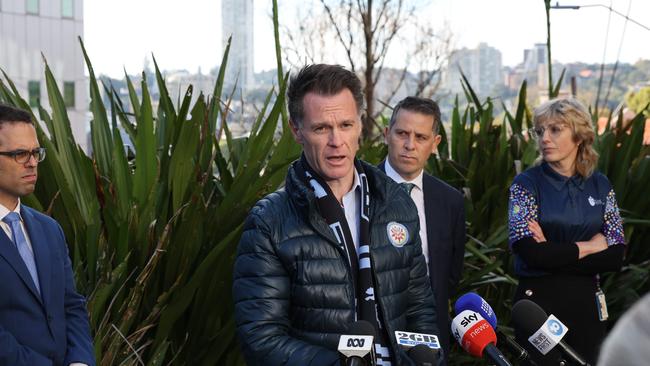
xmin=431 ymin=134 xmax=442 ymax=155
xmin=290 ymin=120 xmax=303 ymax=144
xmin=383 ymin=126 xmax=389 ymax=145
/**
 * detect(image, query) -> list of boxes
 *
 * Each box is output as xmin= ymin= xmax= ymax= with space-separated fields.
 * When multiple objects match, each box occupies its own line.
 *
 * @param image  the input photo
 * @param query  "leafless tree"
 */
xmin=281 ymin=5 xmax=331 ymax=67
xmin=281 ymin=0 xmax=453 ymax=138
xmin=411 ymin=22 xmax=453 ymax=99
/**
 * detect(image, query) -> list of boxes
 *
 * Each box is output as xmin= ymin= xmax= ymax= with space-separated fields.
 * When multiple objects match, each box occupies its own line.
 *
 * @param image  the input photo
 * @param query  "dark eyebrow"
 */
xmin=311 ymin=122 xmax=330 ymax=129
xmin=3 ymin=149 xmax=29 ymax=154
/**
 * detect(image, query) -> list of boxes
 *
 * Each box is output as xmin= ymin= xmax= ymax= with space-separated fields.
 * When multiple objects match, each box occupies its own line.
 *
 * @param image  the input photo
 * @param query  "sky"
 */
xmin=83 ymin=0 xmax=650 ymax=78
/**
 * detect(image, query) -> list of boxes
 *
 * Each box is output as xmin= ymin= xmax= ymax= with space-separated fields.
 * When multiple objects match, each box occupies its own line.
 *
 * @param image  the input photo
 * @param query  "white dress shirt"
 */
xmin=341 ymin=168 xmax=361 ymax=251
xmin=384 ymin=160 xmax=430 ymax=267
xmin=0 ymin=200 xmax=35 ymax=255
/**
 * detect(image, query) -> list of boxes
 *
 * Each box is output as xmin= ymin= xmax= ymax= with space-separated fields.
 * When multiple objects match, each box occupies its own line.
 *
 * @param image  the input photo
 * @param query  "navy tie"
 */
xmin=3 ymin=212 xmax=40 ymax=294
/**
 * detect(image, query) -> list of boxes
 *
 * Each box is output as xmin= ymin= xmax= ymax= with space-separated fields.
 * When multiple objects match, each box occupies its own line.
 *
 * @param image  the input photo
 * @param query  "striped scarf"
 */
xmin=296 ymin=155 xmax=393 ymax=364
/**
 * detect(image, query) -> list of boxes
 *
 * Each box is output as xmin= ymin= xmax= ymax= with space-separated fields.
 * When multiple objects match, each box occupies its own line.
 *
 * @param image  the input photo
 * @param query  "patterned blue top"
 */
xmin=508 ymin=162 xmax=625 ymax=276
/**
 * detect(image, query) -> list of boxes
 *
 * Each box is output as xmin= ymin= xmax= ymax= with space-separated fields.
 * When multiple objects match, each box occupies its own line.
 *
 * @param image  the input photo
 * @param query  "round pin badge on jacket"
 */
xmin=387 ymin=222 xmax=409 ymax=247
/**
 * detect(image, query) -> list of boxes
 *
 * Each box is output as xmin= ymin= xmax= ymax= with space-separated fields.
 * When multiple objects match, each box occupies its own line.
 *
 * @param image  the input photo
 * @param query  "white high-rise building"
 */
xmin=523 ymin=43 xmax=549 ymax=89
xmin=0 ymin=0 xmax=88 ymax=151
xmin=445 ymin=43 xmax=503 ymax=99
xmin=221 ymin=0 xmax=254 ymax=92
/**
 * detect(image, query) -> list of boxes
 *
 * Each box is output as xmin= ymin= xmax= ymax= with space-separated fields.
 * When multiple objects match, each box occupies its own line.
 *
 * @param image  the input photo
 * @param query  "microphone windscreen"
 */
xmin=451 ymin=310 xmax=497 ymax=357
xmin=408 ymin=344 xmax=439 ymax=365
xmin=348 ymin=320 xmax=377 ymax=337
xmin=511 ymin=299 xmax=549 ymax=336
xmin=455 ymin=292 xmax=498 ymax=329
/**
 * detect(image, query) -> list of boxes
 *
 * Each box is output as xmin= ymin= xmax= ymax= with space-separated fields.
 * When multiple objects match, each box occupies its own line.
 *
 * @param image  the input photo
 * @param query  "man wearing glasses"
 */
xmin=0 ymin=104 xmax=94 ymax=366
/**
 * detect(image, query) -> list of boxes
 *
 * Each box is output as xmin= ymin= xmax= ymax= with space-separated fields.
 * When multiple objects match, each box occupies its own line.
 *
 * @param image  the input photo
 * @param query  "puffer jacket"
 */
xmin=233 ymin=160 xmax=439 ymax=365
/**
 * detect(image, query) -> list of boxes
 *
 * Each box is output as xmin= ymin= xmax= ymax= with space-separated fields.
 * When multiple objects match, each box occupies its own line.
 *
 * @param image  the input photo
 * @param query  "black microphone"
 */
xmin=512 ymin=299 xmax=590 ymax=366
xmin=496 ymin=328 xmax=532 ymax=363
xmin=394 ymin=330 xmax=440 ymax=365
xmin=337 ymin=320 xmax=376 ymax=366
xmin=407 ymin=344 xmax=439 ymax=366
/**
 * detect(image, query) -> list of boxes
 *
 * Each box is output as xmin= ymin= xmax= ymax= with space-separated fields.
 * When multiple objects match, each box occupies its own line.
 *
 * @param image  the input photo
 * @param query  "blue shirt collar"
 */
xmin=541 ymin=162 xmax=585 ymax=191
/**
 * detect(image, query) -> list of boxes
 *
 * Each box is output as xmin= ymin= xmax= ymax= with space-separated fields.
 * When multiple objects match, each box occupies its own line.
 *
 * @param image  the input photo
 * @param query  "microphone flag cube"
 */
xmin=451 ymin=310 xmax=497 ymax=357
xmin=527 ymin=315 xmax=569 ymax=355
xmin=337 ymin=335 xmax=374 ymax=358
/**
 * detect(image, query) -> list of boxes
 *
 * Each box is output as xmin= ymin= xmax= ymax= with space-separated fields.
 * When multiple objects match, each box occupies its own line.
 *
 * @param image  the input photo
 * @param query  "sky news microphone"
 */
xmin=511 ymin=299 xmax=590 ymax=366
xmin=451 ymin=310 xmax=512 ymax=366
xmin=454 ymin=292 xmax=497 ymax=328
xmin=407 ymin=344 xmax=439 ymax=366
xmin=454 ymin=292 xmax=531 ymax=363
xmin=337 ymin=320 xmax=376 ymax=366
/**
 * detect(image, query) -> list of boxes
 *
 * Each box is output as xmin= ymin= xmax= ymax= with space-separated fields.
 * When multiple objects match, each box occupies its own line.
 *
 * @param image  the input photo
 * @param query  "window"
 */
xmin=26 ymin=0 xmax=39 ymax=14
xmin=61 ymin=0 xmax=73 ymax=18
xmin=28 ymin=81 xmax=40 ymax=108
xmin=63 ymin=82 xmax=75 ymax=108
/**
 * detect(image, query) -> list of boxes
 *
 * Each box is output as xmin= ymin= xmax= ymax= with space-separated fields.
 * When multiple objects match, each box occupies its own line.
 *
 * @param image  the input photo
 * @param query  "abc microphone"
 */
xmin=511 ymin=299 xmax=590 ymax=366
xmin=338 ymin=320 xmax=376 ymax=366
xmin=455 ymin=292 xmax=531 ymax=363
xmin=451 ymin=310 xmax=512 ymax=366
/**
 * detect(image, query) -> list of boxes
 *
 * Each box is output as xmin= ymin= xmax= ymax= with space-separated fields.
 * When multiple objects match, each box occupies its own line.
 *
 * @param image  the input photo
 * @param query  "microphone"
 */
xmin=407 ymin=344 xmax=439 ymax=366
xmin=454 ymin=292 xmax=497 ymax=328
xmin=496 ymin=328 xmax=531 ymax=363
xmin=451 ymin=310 xmax=512 ymax=366
xmin=338 ymin=320 xmax=376 ymax=366
xmin=394 ymin=331 xmax=441 ymax=364
xmin=394 ymin=330 xmax=441 ymax=350
xmin=455 ymin=292 xmax=531 ymax=362
xmin=511 ymin=299 xmax=590 ymax=366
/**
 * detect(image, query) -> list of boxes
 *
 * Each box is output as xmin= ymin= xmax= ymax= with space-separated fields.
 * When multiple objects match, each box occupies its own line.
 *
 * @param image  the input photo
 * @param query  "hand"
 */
xmin=590 ymin=233 xmax=608 ymax=250
xmin=527 ymin=220 xmax=547 ymax=243
xmin=576 ymin=233 xmax=608 ymax=259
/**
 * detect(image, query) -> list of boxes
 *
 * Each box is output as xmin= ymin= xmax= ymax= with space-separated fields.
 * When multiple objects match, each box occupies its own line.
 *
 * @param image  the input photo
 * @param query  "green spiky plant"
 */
xmin=0 ymin=2 xmax=300 ymax=363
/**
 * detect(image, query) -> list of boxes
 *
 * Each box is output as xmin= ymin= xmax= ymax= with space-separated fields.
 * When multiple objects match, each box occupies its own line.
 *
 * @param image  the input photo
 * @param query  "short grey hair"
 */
xmin=287 ymin=64 xmax=364 ymax=127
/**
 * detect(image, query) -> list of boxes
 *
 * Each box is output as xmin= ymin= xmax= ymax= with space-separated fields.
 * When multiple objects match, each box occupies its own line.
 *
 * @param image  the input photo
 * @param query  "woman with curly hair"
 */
xmin=508 ymin=98 xmax=626 ymax=365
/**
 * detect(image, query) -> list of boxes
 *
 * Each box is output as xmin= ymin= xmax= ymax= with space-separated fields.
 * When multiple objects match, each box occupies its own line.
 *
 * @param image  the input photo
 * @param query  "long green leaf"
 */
xmin=132 ymin=75 xmax=158 ymax=208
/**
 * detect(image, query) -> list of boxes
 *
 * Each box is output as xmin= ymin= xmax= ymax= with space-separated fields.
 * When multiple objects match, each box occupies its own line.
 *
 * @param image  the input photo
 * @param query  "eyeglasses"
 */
xmin=0 ymin=147 xmax=46 ymax=163
xmin=528 ymin=123 xmax=568 ymax=140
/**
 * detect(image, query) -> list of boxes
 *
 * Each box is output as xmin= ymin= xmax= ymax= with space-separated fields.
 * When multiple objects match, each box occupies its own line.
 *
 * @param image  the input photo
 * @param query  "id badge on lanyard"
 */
xmin=595 ymin=275 xmax=608 ymax=321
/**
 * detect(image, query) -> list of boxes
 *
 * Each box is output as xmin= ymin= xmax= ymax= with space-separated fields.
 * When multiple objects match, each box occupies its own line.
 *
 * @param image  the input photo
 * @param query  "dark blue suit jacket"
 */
xmin=0 ymin=205 xmax=94 ymax=366
xmin=380 ymin=161 xmax=466 ymax=362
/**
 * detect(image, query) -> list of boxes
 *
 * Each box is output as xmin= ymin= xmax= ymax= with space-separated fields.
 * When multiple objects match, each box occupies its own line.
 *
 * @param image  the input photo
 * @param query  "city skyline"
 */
xmin=82 ymin=0 xmax=650 ymax=78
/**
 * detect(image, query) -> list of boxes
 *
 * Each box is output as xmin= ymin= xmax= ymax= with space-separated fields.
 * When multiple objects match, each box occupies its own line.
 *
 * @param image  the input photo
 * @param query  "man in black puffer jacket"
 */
xmin=233 ymin=64 xmax=439 ymax=366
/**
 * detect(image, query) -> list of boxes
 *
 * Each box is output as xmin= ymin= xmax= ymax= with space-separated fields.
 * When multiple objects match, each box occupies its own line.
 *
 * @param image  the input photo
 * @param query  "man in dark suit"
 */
xmin=380 ymin=96 xmax=466 ymax=363
xmin=0 ymin=104 xmax=94 ymax=366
